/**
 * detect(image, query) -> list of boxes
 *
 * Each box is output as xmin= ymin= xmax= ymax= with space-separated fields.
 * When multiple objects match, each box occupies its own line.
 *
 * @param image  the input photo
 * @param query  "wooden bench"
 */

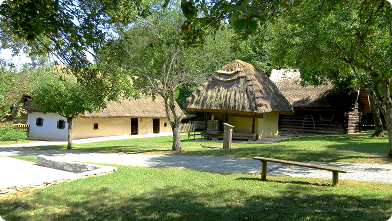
xmin=253 ymin=157 xmax=348 ymax=186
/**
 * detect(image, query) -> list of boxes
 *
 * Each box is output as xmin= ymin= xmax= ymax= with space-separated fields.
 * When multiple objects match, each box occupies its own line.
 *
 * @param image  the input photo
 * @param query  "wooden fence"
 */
xmin=14 ymin=123 xmax=28 ymax=132
xmin=180 ymin=121 xmax=205 ymax=133
xmin=0 ymin=123 xmax=28 ymax=132
xmin=180 ymin=121 xmax=205 ymax=139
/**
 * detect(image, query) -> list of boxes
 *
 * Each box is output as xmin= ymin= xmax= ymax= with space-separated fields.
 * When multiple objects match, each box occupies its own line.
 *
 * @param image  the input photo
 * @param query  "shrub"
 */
xmin=0 ymin=122 xmax=27 ymax=141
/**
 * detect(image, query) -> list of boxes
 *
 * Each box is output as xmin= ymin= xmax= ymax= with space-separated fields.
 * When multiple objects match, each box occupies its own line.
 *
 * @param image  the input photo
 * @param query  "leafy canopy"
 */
xmin=31 ymin=68 xmax=101 ymax=118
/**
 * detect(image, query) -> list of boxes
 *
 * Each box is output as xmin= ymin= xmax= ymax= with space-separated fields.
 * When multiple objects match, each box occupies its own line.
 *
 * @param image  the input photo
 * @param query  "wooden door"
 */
xmin=153 ymin=119 xmax=160 ymax=133
xmin=131 ymin=118 xmax=138 ymax=135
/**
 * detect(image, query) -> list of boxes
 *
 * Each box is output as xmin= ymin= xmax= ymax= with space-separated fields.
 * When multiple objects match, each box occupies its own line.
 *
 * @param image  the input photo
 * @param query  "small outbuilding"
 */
xmin=270 ymin=69 xmax=371 ymax=134
xmin=185 ymin=60 xmax=294 ymax=140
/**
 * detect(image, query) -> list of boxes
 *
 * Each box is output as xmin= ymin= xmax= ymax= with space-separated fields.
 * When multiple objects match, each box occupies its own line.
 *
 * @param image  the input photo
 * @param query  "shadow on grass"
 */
xmin=1 ymin=182 xmax=390 ymax=221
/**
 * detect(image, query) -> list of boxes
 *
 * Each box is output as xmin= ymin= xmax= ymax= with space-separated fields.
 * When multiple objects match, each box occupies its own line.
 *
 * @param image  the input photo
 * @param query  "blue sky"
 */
xmin=0 ymin=49 xmax=32 ymax=68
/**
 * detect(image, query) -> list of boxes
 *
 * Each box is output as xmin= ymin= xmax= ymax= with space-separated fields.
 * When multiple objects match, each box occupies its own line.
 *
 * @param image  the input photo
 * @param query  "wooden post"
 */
xmin=223 ymin=123 xmax=234 ymax=149
xmin=332 ymin=171 xmax=339 ymax=186
xmin=261 ymin=161 xmax=267 ymax=180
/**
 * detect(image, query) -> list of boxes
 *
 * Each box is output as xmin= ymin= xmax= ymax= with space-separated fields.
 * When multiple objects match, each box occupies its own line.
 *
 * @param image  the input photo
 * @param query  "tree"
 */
xmin=265 ymin=0 xmax=392 ymax=157
xmin=0 ymin=60 xmax=37 ymax=119
xmin=0 ymin=0 xmax=143 ymax=65
xmin=31 ymin=67 xmax=103 ymax=149
xmin=368 ymin=91 xmax=384 ymax=137
xmin=0 ymin=61 xmax=16 ymax=119
xmin=99 ymin=6 xmax=243 ymax=151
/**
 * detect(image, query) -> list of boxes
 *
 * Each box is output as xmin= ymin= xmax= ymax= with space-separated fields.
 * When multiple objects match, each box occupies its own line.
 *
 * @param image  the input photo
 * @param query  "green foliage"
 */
xmin=267 ymin=0 xmax=392 ymax=87
xmin=263 ymin=0 xmax=392 ymax=157
xmin=31 ymin=68 xmax=102 ymax=118
xmin=0 ymin=0 xmax=148 ymax=67
xmin=0 ymin=122 xmax=27 ymax=141
xmin=0 ymin=61 xmax=39 ymax=119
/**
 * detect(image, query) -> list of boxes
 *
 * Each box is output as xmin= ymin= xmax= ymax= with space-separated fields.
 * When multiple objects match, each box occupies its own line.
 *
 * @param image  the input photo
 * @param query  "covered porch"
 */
xmin=200 ymin=112 xmax=279 ymax=141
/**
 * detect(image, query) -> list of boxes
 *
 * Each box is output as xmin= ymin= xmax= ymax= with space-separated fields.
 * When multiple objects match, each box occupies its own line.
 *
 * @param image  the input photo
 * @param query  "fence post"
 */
xmin=223 ymin=123 xmax=234 ymax=149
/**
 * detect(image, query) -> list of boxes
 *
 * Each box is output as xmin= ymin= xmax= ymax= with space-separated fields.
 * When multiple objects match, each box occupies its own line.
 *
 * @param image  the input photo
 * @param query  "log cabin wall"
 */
xmin=279 ymin=110 xmax=345 ymax=134
xmin=279 ymin=108 xmax=362 ymax=135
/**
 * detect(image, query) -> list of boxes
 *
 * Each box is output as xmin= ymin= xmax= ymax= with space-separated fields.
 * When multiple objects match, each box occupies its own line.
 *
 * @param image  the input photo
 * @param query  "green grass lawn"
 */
xmin=22 ymin=132 xmax=392 ymax=164
xmin=1 ymin=165 xmax=391 ymax=221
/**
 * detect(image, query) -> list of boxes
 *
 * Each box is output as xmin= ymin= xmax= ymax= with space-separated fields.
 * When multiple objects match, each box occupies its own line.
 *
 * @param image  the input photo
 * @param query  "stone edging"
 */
xmin=1 ymin=156 xmax=118 ymax=194
xmin=37 ymin=155 xmax=118 ymax=175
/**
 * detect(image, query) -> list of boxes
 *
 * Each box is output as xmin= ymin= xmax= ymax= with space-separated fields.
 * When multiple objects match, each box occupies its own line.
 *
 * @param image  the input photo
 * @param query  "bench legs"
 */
xmin=261 ymin=161 xmax=267 ymax=181
xmin=332 ymin=171 xmax=339 ymax=186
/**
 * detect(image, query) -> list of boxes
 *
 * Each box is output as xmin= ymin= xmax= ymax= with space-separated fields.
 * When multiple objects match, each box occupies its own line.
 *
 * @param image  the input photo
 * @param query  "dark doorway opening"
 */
xmin=131 ymin=118 xmax=138 ymax=135
xmin=153 ymin=119 xmax=160 ymax=133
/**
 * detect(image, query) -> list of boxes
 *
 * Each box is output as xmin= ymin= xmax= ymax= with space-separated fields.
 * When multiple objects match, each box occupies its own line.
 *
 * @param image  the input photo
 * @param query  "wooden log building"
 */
xmin=270 ymin=70 xmax=371 ymax=134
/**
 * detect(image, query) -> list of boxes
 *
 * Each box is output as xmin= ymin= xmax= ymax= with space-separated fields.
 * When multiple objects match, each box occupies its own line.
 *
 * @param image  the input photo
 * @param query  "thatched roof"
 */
xmin=21 ymin=94 xmax=191 ymax=119
xmin=184 ymin=60 xmax=294 ymax=115
xmin=270 ymin=69 xmax=359 ymax=110
xmin=81 ymin=96 xmax=191 ymax=119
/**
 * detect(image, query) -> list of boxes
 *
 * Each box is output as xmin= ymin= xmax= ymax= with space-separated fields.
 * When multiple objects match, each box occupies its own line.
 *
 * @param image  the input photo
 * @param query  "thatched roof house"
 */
xmin=186 ymin=60 xmax=293 ymax=116
xmin=270 ymin=69 xmax=370 ymax=134
xmin=185 ymin=60 xmax=293 ymax=140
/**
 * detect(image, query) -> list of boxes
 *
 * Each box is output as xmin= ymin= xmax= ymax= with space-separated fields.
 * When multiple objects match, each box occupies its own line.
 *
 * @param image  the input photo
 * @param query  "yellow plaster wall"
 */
xmin=138 ymin=118 xmax=152 ymax=134
xmin=73 ymin=118 xmax=130 ymax=139
xmin=227 ymin=116 xmax=253 ymax=133
xmin=73 ymin=117 xmax=172 ymax=139
xmin=225 ymin=113 xmax=279 ymax=138
xmin=256 ymin=113 xmax=279 ymax=138
xmin=160 ymin=118 xmax=171 ymax=132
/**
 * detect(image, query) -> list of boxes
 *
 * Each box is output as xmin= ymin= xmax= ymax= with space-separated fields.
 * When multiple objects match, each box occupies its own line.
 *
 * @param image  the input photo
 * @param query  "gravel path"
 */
xmin=1 ymin=146 xmax=392 ymax=185
xmin=1 ymin=134 xmax=392 ymax=191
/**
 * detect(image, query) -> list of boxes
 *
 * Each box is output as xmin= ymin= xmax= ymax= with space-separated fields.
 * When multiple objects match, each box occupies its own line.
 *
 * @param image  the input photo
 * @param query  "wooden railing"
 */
xmin=180 ymin=121 xmax=205 ymax=133
xmin=207 ymin=120 xmax=220 ymax=131
xmin=13 ymin=123 xmax=28 ymax=132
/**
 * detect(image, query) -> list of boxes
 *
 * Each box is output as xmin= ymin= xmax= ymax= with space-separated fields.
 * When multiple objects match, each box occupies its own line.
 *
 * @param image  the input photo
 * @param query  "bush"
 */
xmin=0 ymin=122 xmax=27 ymax=141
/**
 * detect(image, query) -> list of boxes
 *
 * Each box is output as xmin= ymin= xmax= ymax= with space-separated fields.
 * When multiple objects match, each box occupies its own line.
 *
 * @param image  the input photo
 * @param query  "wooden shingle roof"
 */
xmin=184 ymin=60 xmax=294 ymax=115
xmin=270 ymin=69 xmax=362 ymax=111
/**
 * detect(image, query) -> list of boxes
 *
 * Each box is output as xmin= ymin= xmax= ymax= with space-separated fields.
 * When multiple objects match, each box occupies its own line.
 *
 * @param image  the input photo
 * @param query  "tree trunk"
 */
xmin=161 ymin=89 xmax=183 ymax=151
xmin=369 ymin=93 xmax=384 ymax=137
xmin=172 ymin=123 xmax=182 ymax=151
xmin=372 ymin=80 xmax=392 ymax=158
xmin=382 ymin=110 xmax=392 ymax=158
xmin=66 ymin=117 xmax=73 ymax=150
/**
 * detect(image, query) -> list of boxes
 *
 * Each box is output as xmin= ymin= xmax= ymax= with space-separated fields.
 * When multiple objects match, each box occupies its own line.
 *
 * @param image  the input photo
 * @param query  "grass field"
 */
xmin=1 ymin=132 xmax=392 ymax=220
xmin=17 ymin=132 xmax=392 ymax=164
xmin=1 ymin=165 xmax=391 ymax=221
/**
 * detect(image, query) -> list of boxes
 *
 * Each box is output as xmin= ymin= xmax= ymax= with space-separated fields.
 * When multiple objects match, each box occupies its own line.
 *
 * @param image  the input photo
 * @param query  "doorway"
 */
xmin=131 ymin=118 xmax=138 ymax=135
xmin=153 ymin=119 xmax=160 ymax=133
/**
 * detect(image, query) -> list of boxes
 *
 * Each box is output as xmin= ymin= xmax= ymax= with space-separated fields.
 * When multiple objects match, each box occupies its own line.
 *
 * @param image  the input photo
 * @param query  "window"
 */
xmin=164 ymin=123 xmax=167 ymax=127
xmin=93 ymin=123 xmax=99 ymax=130
xmin=57 ymin=120 xmax=65 ymax=129
xmin=36 ymin=118 xmax=44 ymax=127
